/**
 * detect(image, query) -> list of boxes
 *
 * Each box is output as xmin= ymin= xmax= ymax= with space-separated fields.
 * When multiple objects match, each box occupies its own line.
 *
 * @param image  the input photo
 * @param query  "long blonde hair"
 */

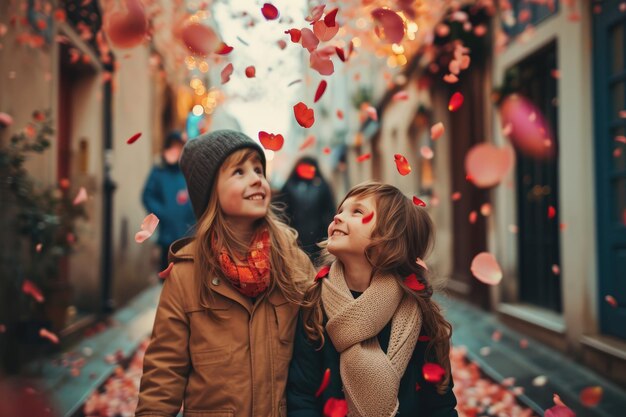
xmin=302 ymin=181 xmax=453 ymax=394
xmin=192 ymin=148 xmax=307 ymax=308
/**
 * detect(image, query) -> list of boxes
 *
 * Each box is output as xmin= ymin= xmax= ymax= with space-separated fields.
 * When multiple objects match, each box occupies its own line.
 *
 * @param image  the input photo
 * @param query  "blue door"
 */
xmin=593 ymin=0 xmax=626 ymax=340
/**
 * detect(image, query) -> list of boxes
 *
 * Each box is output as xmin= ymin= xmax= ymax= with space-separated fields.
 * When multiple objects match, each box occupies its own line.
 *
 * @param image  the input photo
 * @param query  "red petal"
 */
xmin=431 ymin=122 xmax=445 ymax=140
xmin=277 ymin=39 xmax=287 ymax=49
xmin=72 ymin=187 xmax=88 ymax=205
xmin=393 ymin=90 xmax=409 ymax=101
xmin=315 ymin=368 xmax=331 ymax=397
xmin=301 ymin=28 xmax=319 ymax=52
xmin=245 ymin=65 xmax=256 ymax=78
xmin=314 ymin=80 xmax=327 ymax=103
xmin=404 ymin=273 xmax=425 ymax=291
xmin=315 ymin=265 xmax=331 ymax=281
xmin=448 ymin=92 xmax=464 ymax=111
xmin=310 ymin=51 xmax=334 ymax=75
xmin=104 ymin=0 xmax=148 ymax=49
xmin=443 ymin=73 xmax=459 ymax=84
xmin=413 ymin=196 xmax=426 ymax=207
xmin=305 ymin=5 xmax=326 ymax=23
xmin=215 ymin=42 xmax=233 ymax=55
xmin=299 ymin=135 xmax=316 ymax=151
xmin=362 ymin=211 xmax=374 ymax=224
xmin=221 ymin=63 xmax=233 ymax=84
xmin=126 ymin=132 xmax=142 ymax=144
xmin=336 ymin=110 xmax=344 ymax=120
xmin=545 ymin=405 xmax=576 ymax=417
xmin=258 ymin=131 xmax=285 ymax=151
xmin=371 ymin=8 xmax=405 ymax=44
xmin=313 ymin=20 xmax=339 ymax=42
xmin=465 ymin=143 xmax=515 ymax=188
xmin=335 ymin=47 xmax=346 ymax=62
xmin=394 ymin=153 xmax=411 ymax=176
xmin=285 ymin=28 xmax=301 ymax=43
xmin=364 ymin=105 xmax=378 ymax=121
xmin=324 ymin=8 xmax=339 ymax=27
xmin=181 ymin=22 xmax=219 ymax=56
xmin=579 ymin=386 xmax=603 ymax=407
xmin=323 ymin=398 xmax=347 ymax=417
xmin=293 ymin=102 xmax=315 ymax=128
xmin=323 ymin=147 xmax=331 ymax=154
xmin=422 ymin=363 xmax=445 ymax=383
xmin=356 ymin=153 xmax=371 ymax=162
xmin=39 ymin=328 xmax=60 ymax=344
xmin=470 ymin=252 xmax=503 ymax=285
xmin=548 ymin=205 xmax=556 ymax=219
xmin=605 ymin=295 xmax=619 ymax=308
xmin=261 ymin=3 xmax=279 ymax=20
xmin=296 ymin=163 xmax=316 ymax=180
xmin=23 ymin=280 xmax=45 ymax=303
xmin=158 ymin=262 xmax=174 ymax=279
xmin=135 ymin=213 xmax=160 ymax=243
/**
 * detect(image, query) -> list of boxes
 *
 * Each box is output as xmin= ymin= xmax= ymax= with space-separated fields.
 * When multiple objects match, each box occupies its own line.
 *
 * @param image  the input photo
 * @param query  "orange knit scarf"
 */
xmin=215 ymin=228 xmax=271 ymax=298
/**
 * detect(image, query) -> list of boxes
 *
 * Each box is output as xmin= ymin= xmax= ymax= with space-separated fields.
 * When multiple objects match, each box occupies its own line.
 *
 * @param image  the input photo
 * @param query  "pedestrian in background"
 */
xmin=287 ymin=182 xmax=458 ymax=417
xmin=141 ymin=131 xmax=195 ymax=272
xmin=136 ymin=130 xmax=315 ymax=417
xmin=276 ymin=156 xmax=335 ymax=263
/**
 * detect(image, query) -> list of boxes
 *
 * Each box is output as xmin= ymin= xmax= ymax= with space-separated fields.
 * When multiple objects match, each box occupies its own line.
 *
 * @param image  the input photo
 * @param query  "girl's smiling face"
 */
xmin=216 ymin=151 xmax=270 ymax=222
xmin=327 ymin=195 xmax=376 ymax=259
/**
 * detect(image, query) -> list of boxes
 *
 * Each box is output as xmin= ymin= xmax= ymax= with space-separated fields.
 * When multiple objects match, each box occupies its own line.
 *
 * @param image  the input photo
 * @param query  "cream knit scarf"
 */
xmin=321 ymin=262 xmax=422 ymax=417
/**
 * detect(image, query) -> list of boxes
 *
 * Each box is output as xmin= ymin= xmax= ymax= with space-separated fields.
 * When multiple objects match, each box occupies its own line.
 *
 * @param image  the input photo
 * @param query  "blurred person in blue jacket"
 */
xmin=142 ymin=131 xmax=196 ymax=272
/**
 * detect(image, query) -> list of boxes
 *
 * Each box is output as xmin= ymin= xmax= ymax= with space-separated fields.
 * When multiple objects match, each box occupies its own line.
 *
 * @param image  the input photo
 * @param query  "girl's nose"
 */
xmin=333 ymin=214 xmax=342 ymax=224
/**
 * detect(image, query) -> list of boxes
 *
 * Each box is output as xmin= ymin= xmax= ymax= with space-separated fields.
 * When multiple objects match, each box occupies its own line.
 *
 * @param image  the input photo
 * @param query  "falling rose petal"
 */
xmin=0 ymin=112 xmax=14 ymax=127
xmin=430 ymin=122 xmax=445 ymax=140
xmin=413 ymin=196 xmax=426 ymax=207
xmin=39 ymin=328 xmax=59 ymax=344
xmin=420 ymin=146 xmax=434 ymax=160
xmin=23 ymin=280 xmax=44 ymax=303
xmin=500 ymin=94 xmax=556 ymax=159
xmin=519 ymin=338 xmax=529 ymax=349
xmin=362 ymin=211 xmax=374 ymax=224
xmin=532 ymin=375 xmax=548 ymax=386
xmin=324 ymin=8 xmax=339 ymax=27
xmin=313 ymin=20 xmax=339 ymax=42
xmin=605 ymin=295 xmax=619 ymax=307
xmin=301 ymin=28 xmax=319 ymax=52
xmin=469 ymin=211 xmax=478 ymax=224
xmin=323 ymin=398 xmax=347 ymax=417
xmin=72 ymin=187 xmax=88 ymax=205
xmin=258 ymin=131 xmax=285 ymax=151
xmin=448 ymin=92 xmax=464 ymax=112
xmin=552 ymin=264 xmax=560 ymax=275
xmin=449 ymin=60 xmax=461 ymax=75
xmin=221 ymin=63 xmax=234 ymax=84
xmin=299 ymin=135 xmax=316 ymax=151
xmin=502 ymin=377 xmax=515 ymax=387
xmin=465 ymin=143 xmax=515 ymax=188
xmin=492 ymin=330 xmax=502 ymax=341
xmin=104 ymin=0 xmax=148 ymax=49
xmin=305 ymin=5 xmax=326 ymax=23
xmin=215 ymin=42 xmax=233 ymax=55
xmin=314 ymin=80 xmax=327 ymax=103
xmin=335 ymin=46 xmax=346 ymax=62
xmin=356 ymin=153 xmax=371 ymax=162
xmin=580 ymin=386 xmax=603 ymax=407
xmin=158 ymin=262 xmax=174 ymax=279
xmin=393 ymin=90 xmax=409 ymax=101
xmin=336 ymin=109 xmax=344 ymax=120
xmin=480 ymin=203 xmax=492 ymax=216
xmin=277 ymin=39 xmax=287 ymax=49
xmin=36 ymin=243 xmax=43 ymax=252
xmin=285 ymin=28 xmax=302 ymax=43
xmin=261 ymin=3 xmax=279 ymax=20
xmin=470 ymin=252 xmax=503 ymax=285
xmin=315 ymin=265 xmax=331 ymax=282
xmin=422 ymin=363 xmax=446 ymax=383
xmin=293 ymin=102 xmax=315 ymax=128
xmin=451 ymin=192 xmax=462 ymax=201
xmin=126 ymin=132 xmax=142 ymax=144
xmin=548 ymin=205 xmax=557 ymax=219
xmin=394 ymin=154 xmax=412 ymax=176
xmin=371 ymin=8 xmax=405 ymax=44
xmin=365 ymin=106 xmax=378 ymax=121
xmin=404 ymin=273 xmax=426 ymax=291
xmin=315 ymin=368 xmax=331 ymax=397
xmin=545 ymin=405 xmax=576 ymax=417
xmin=135 ymin=213 xmax=159 ymax=243
xmin=296 ymin=163 xmax=316 ymax=180
xmin=310 ymin=51 xmax=334 ymax=75
xmin=323 ymin=147 xmax=331 ymax=154
xmin=443 ymin=73 xmax=459 ymax=84
xmin=181 ymin=23 xmax=220 ymax=56
xmin=245 ymin=66 xmax=256 ymax=78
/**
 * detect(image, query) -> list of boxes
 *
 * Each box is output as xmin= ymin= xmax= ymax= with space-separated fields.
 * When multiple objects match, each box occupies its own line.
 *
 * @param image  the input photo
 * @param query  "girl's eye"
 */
xmin=254 ymin=167 xmax=264 ymax=175
xmin=233 ymin=168 xmax=243 ymax=175
xmin=354 ymin=209 xmax=363 ymax=214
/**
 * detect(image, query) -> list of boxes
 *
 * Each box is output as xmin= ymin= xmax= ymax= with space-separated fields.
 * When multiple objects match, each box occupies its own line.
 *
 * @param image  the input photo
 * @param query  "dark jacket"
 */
xmin=286 ymin=293 xmax=458 ymax=417
xmin=276 ymin=158 xmax=335 ymax=260
xmin=141 ymin=163 xmax=195 ymax=247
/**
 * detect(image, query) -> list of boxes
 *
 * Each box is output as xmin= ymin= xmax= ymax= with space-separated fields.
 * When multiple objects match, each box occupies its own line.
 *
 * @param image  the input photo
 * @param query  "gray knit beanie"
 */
xmin=180 ymin=129 xmax=266 ymax=219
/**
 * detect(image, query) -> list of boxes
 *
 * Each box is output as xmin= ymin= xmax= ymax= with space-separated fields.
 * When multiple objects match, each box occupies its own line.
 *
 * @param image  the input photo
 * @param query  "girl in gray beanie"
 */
xmin=136 ymin=130 xmax=315 ymax=417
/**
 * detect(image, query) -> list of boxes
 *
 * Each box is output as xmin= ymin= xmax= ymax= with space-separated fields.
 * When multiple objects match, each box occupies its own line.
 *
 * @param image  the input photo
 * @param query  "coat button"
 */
xmin=212 ymin=278 xmax=220 ymax=286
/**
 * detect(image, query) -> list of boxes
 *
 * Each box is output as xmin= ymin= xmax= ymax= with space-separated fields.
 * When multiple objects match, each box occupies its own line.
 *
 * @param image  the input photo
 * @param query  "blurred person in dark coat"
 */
xmin=275 ymin=156 xmax=335 ymax=262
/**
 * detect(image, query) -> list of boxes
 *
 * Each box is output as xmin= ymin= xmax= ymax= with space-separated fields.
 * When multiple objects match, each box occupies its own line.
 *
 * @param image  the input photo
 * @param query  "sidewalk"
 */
xmin=30 ymin=284 xmax=626 ymax=417
xmin=439 ymin=295 xmax=626 ymax=417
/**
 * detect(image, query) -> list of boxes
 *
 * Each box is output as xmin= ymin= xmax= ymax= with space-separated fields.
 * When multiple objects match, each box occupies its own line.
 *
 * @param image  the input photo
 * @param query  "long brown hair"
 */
xmin=192 ymin=148 xmax=308 ymax=309
xmin=302 ymin=181 xmax=453 ymax=394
